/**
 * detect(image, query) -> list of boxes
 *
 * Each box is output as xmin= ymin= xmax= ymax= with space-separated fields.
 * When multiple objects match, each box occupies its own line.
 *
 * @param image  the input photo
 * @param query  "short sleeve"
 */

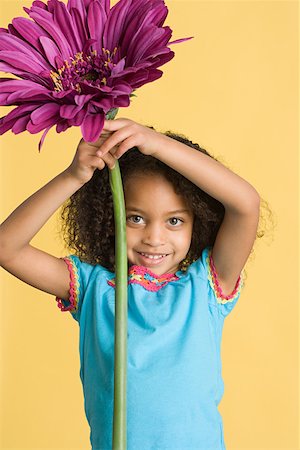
xmin=55 ymin=255 xmax=84 ymax=322
xmin=200 ymin=246 xmax=245 ymax=318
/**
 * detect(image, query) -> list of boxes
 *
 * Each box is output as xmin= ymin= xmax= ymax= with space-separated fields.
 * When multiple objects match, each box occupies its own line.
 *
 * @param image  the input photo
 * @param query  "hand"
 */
xmin=94 ymin=118 xmax=165 ymax=160
xmin=66 ymin=131 xmax=118 ymax=185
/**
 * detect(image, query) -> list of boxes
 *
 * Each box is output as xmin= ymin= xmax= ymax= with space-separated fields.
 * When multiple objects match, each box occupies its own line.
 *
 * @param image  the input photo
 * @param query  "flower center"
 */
xmin=50 ymin=47 xmax=118 ymax=93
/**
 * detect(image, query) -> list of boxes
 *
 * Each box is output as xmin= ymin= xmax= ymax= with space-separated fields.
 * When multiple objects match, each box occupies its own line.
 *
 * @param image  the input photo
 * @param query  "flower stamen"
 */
xmin=49 ymin=47 xmax=117 ymax=93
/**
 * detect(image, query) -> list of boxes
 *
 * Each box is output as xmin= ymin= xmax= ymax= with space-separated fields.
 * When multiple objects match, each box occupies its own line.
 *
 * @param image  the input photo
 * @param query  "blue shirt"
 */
xmin=56 ymin=246 xmax=244 ymax=450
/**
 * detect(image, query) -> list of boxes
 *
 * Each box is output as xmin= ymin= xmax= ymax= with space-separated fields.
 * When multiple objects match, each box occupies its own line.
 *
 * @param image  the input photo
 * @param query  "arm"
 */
xmin=152 ymin=134 xmax=260 ymax=295
xmin=152 ymin=134 xmax=259 ymax=213
xmin=0 ymin=135 xmax=116 ymax=301
xmin=0 ymin=170 xmax=85 ymax=301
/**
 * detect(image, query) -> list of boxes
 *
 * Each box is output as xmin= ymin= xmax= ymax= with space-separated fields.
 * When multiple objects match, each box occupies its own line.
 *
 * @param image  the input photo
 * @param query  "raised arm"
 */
xmin=0 ymin=134 xmax=116 ymax=301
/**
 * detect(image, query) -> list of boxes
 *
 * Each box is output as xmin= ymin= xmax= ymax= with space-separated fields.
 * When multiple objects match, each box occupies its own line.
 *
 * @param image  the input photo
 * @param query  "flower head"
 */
xmin=0 ymin=0 xmax=193 ymax=150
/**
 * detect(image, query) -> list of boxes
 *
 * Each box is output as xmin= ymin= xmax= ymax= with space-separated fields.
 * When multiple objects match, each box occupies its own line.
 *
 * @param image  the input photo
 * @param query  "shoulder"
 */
xmin=187 ymin=246 xmax=245 ymax=317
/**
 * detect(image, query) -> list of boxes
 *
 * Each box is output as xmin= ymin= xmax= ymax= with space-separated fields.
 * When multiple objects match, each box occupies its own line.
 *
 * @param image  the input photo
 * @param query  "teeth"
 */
xmin=140 ymin=253 xmax=166 ymax=260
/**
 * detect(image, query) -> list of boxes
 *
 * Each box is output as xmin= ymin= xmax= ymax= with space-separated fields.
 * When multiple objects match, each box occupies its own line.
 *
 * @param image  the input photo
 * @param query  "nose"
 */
xmin=142 ymin=222 xmax=166 ymax=247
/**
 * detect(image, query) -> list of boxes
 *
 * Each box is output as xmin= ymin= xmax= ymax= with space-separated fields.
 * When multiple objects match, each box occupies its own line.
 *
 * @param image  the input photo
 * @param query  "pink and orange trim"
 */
xmin=56 ymin=257 xmax=80 ymax=313
xmin=206 ymin=248 xmax=244 ymax=304
xmin=107 ymin=264 xmax=179 ymax=292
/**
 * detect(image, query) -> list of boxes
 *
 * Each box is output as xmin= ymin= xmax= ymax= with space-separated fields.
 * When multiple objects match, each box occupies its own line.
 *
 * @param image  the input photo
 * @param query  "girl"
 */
xmin=0 ymin=117 xmax=261 ymax=450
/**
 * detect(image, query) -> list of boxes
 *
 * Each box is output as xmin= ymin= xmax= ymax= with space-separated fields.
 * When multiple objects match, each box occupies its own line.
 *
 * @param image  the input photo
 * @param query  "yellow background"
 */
xmin=0 ymin=1 xmax=298 ymax=449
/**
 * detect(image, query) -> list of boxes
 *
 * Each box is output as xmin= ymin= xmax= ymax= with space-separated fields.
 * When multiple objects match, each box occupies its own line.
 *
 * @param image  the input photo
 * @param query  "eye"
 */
xmin=168 ymin=217 xmax=183 ymax=226
xmin=126 ymin=215 xmax=184 ymax=226
xmin=127 ymin=215 xmax=144 ymax=224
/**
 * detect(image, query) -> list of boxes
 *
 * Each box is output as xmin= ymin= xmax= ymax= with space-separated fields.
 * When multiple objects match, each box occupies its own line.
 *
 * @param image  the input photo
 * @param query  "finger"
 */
xmin=101 ymin=152 xmax=117 ymax=170
xmin=81 ymin=131 xmax=113 ymax=149
xmin=96 ymin=129 xmax=133 ymax=157
xmin=90 ymin=132 xmax=113 ymax=147
xmin=89 ymin=156 xmax=105 ymax=170
xmin=103 ymin=117 xmax=133 ymax=132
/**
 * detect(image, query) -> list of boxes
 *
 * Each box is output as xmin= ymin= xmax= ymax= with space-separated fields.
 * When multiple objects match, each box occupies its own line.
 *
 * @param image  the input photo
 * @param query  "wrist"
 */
xmin=60 ymin=168 xmax=86 ymax=190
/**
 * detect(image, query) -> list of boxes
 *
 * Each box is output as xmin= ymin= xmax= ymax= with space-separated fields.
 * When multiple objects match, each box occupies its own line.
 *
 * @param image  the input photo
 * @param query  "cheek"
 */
xmin=173 ymin=231 xmax=191 ymax=249
xmin=182 ymin=228 xmax=193 ymax=249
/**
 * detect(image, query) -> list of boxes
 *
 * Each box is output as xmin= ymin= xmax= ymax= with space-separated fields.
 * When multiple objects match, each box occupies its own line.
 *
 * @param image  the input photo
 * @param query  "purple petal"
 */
xmin=0 ymin=34 xmax=52 ymax=70
xmin=110 ymin=57 xmax=126 ymax=76
xmin=32 ymin=1 xmax=48 ymax=10
xmin=87 ymin=0 xmax=106 ymax=53
xmin=52 ymin=0 xmax=81 ymax=53
xmin=120 ymin=66 xmax=164 ymax=90
xmin=30 ymin=103 xmax=60 ymax=125
xmin=38 ymin=125 xmax=54 ymax=152
xmin=130 ymin=25 xmax=166 ymax=65
xmin=60 ymin=104 xmax=82 ymax=119
xmin=0 ymin=78 xmax=44 ymax=90
xmin=112 ymin=81 xmax=134 ymax=95
xmin=146 ymin=50 xmax=174 ymax=70
xmin=169 ymin=36 xmax=194 ymax=45
xmin=74 ymin=94 xmax=94 ymax=107
xmin=12 ymin=115 xmax=31 ymax=134
xmin=67 ymin=0 xmax=86 ymax=17
xmin=52 ymin=89 xmax=74 ymax=99
xmin=0 ymin=117 xmax=15 ymax=135
xmin=16 ymin=72 xmax=51 ymax=88
xmin=69 ymin=108 xmax=87 ymax=126
xmin=54 ymin=55 xmax=64 ymax=67
xmin=82 ymin=38 xmax=97 ymax=54
xmin=142 ymin=26 xmax=172 ymax=57
xmin=143 ymin=46 xmax=170 ymax=60
xmin=70 ymin=6 xmax=88 ymax=48
xmin=7 ymin=89 xmax=52 ymax=104
xmin=103 ymin=0 xmax=110 ymax=17
xmin=134 ymin=28 xmax=166 ymax=62
xmin=81 ymin=111 xmax=104 ymax=142
xmin=29 ymin=9 xmax=72 ymax=60
xmin=56 ymin=120 xmax=71 ymax=133
xmin=90 ymin=98 xmax=112 ymax=111
xmin=68 ymin=0 xmax=100 ymax=16
xmin=39 ymin=36 xmax=61 ymax=67
xmin=0 ymin=51 xmax=48 ymax=74
xmin=113 ymin=95 xmax=130 ymax=108
xmin=12 ymin=17 xmax=51 ymax=54
xmin=3 ymin=104 xmax=38 ymax=123
xmin=120 ymin=1 xmax=158 ymax=51
xmin=0 ymin=104 xmax=41 ymax=134
xmin=103 ymin=0 xmax=131 ymax=51
xmin=27 ymin=115 xmax=58 ymax=134
xmin=146 ymin=2 xmax=168 ymax=27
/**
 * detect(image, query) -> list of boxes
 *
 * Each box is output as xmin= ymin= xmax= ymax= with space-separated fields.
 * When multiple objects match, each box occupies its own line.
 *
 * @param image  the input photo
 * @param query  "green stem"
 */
xmin=109 ymin=159 xmax=128 ymax=450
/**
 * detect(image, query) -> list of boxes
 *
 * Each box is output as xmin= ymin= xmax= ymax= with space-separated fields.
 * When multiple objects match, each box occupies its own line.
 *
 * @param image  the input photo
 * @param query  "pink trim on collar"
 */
xmin=107 ymin=265 xmax=180 ymax=292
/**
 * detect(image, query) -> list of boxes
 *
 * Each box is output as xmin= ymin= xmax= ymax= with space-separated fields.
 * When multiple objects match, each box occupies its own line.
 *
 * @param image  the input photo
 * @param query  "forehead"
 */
xmin=124 ymin=173 xmax=191 ymax=213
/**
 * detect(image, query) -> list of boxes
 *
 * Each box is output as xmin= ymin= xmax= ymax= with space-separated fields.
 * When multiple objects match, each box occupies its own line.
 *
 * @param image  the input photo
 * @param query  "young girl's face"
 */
xmin=124 ymin=173 xmax=194 ymax=275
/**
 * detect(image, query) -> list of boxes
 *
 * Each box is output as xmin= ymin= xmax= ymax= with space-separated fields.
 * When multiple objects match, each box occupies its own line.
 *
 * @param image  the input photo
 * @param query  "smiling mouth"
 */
xmin=136 ymin=252 xmax=170 ymax=262
xmin=139 ymin=251 xmax=169 ymax=257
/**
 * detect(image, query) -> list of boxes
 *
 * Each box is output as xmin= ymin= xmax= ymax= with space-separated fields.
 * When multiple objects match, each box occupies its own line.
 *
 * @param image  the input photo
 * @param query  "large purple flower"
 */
xmin=0 ymin=0 xmax=193 ymax=150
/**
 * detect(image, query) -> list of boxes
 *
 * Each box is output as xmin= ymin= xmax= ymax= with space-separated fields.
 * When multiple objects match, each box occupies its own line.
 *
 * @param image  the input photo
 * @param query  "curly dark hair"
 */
xmin=59 ymin=126 xmax=275 ymax=279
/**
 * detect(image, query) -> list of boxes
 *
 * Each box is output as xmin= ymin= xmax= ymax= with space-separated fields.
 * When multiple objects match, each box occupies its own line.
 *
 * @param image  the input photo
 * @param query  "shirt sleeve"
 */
xmin=200 ymin=246 xmax=245 ymax=318
xmin=55 ymin=254 xmax=84 ymax=322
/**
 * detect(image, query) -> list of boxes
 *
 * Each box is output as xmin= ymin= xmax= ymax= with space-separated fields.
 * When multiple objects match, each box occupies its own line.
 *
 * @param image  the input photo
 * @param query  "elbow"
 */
xmin=226 ymin=188 xmax=260 ymax=215
xmin=242 ymin=191 xmax=260 ymax=215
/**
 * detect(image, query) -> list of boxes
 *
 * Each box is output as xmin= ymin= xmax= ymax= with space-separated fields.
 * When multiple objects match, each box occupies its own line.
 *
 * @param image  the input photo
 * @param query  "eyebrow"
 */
xmin=126 ymin=207 xmax=190 ymax=215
